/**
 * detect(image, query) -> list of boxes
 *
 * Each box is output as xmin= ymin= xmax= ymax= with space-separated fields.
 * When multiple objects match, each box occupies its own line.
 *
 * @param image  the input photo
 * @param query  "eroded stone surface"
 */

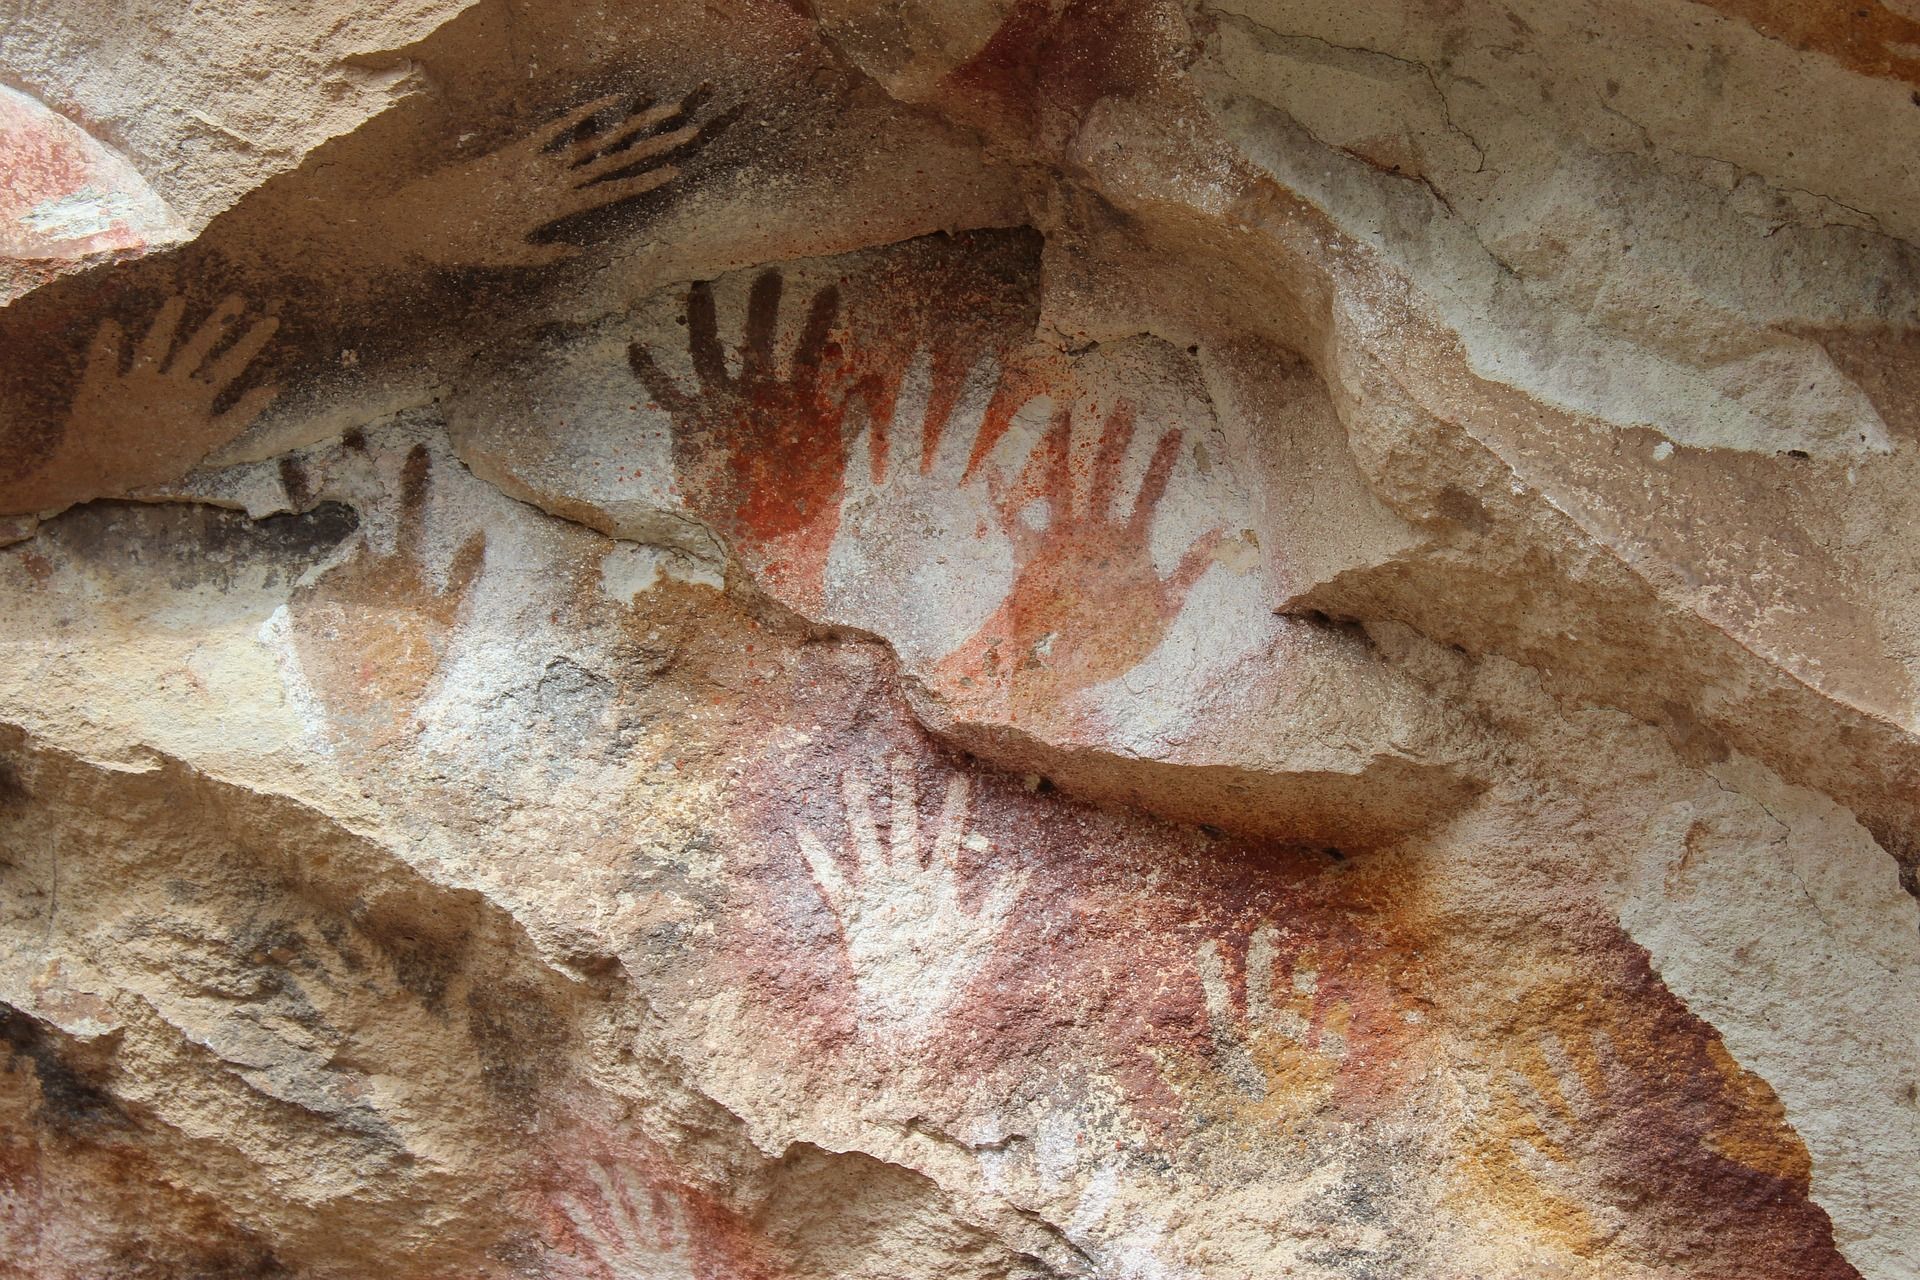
xmin=0 ymin=85 xmax=185 ymax=303
xmin=3 ymin=2 xmax=1918 ymax=1278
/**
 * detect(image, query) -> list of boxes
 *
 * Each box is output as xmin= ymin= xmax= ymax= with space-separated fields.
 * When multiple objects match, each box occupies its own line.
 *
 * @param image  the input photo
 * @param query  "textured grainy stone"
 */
xmin=0 ymin=85 xmax=185 ymax=304
xmin=2 ymin=2 xmax=1917 ymax=1278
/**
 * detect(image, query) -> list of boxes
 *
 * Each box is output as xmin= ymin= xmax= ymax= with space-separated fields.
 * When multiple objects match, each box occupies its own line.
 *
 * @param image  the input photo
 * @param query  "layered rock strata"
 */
xmin=2 ymin=2 xmax=1917 ymax=1278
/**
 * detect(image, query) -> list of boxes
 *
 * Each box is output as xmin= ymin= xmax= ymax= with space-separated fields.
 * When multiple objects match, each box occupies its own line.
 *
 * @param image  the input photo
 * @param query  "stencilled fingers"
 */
xmin=557 ymin=163 xmax=680 ymax=221
xmin=560 ymin=99 xmax=684 ymax=164
xmin=791 ymin=285 xmax=841 ymax=397
xmin=386 ymin=85 xmax=716 ymax=268
xmin=165 ymin=295 xmax=245 ymax=374
xmin=1244 ymin=922 xmax=1277 ymax=1027
xmin=849 ymin=347 xmax=933 ymax=486
xmin=1498 ymin=1023 xmax=1638 ymax=1249
xmin=930 ymin=772 xmax=970 ymax=868
xmin=553 ymin=1159 xmax=673 ymax=1278
xmin=629 ymin=271 xmax=844 ymax=417
xmin=1195 ymin=923 xmax=1349 ymax=1098
xmin=841 ymin=764 xmax=887 ymax=876
xmin=849 ymin=349 xmax=1009 ymax=491
xmin=130 ymin=294 xmax=188 ymax=370
xmin=72 ymin=294 xmax=279 ymax=434
xmin=802 ymin=756 xmax=970 ymax=904
xmin=1507 ymin=1025 xmax=1623 ymax=1173
xmin=796 ymin=827 xmax=848 ymax=920
xmin=888 ymin=754 xmax=920 ymax=869
xmin=540 ymin=93 xmax=633 ymax=153
xmin=793 ymin=753 xmax=1028 ymax=1040
xmin=1196 ymin=936 xmax=1266 ymax=1098
xmin=96 ymin=294 xmax=278 ymax=390
xmin=546 ymin=86 xmax=711 ymax=199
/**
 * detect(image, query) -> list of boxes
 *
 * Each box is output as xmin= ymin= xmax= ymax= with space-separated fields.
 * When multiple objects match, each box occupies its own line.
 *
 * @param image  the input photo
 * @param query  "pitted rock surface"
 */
xmin=2 ymin=3 xmax=1918 ymax=1279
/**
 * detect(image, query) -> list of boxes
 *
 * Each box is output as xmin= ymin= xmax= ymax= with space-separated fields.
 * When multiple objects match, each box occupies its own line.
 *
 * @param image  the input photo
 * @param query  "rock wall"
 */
xmin=2 ymin=2 xmax=1917 ymax=1278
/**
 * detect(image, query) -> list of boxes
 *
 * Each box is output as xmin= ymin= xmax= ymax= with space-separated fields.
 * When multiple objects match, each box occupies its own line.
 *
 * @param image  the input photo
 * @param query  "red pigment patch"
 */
xmin=1466 ymin=920 xmax=1858 ymax=1279
xmin=934 ymin=395 xmax=1222 ymax=724
xmin=942 ymin=0 xmax=1058 ymax=136
xmin=629 ymin=269 xmax=849 ymax=605
xmin=0 ymin=86 xmax=178 ymax=264
xmin=627 ymin=230 xmax=1044 ymax=608
xmin=942 ymin=0 xmax=1178 ymax=143
xmin=528 ymin=1123 xmax=783 ymax=1280
xmin=627 ymin=235 xmax=1228 ymax=733
xmin=1694 ymin=0 xmax=1920 ymax=87
xmin=691 ymin=651 xmax=1851 ymax=1277
xmin=839 ymin=230 xmax=1044 ymax=488
xmin=707 ymin=647 xmax=1432 ymax=1142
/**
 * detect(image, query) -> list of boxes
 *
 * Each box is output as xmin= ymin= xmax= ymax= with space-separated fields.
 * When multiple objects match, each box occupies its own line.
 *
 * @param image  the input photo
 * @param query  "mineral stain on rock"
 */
xmin=0 ymin=85 xmax=185 ymax=301
xmin=1 ymin=1 xmax=1918 ymax=1278
xmin=0 ymin=1006 xmax=123 ymax=1133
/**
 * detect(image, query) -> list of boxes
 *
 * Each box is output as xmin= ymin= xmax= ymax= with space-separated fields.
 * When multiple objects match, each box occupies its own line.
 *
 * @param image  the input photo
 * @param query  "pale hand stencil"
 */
xmin=372 ymin=90 xmax=709 ymax=269
xmin=797 ymin=754 xmax=1028 ymax=1042
xmin=1502 ymin=1024 xmax=1632 ymax=1248
xmin=1196 ymin=923 xmax=1348 ymax=1100
xmin=550 ymin=1158 xmax=690 ymax=1280
xmin=825 ymin=348 xmax=1042 ymax=665
xmin=62 ymin=293 xmax=278 ymax=485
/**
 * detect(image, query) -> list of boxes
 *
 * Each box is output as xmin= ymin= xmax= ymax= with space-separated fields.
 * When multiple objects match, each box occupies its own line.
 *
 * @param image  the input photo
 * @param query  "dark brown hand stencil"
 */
xmin=371 ymin=89 xmax=711 ymax=270
xmin=0 ymin=293 xmax=279 ymax=514
xmin=627 ymin=270 xmax=848 ymax=600
xmin=938 ymin=401 xmax=1220 ymax=715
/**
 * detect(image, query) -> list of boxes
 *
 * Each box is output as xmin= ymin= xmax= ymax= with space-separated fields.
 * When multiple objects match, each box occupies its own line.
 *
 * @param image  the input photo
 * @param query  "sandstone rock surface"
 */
xmin=2 ymin=3 xmax=1917 ymax=1278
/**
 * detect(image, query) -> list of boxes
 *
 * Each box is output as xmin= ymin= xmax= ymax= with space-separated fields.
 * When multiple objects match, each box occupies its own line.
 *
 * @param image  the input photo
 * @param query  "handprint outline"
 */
xmin=628 ymin=269 xmax=849 ymax=601
xmin=286 ymin=443 xmax=485 ymax=746
xmin=1194 ymin=923 xmax=1350 ymax=1103
xmin=370 ymin=87 xmax=714 ymax=270
xmin=796 ymin=753 xmax=1028 ymax=1042
xmin=1496 ymin=1023 xmax=1637 ymax=1253
xmin=71 ymin=292 xmax=280 ymax=443
xmin=2 ymin=293 xmax=280 ymax=509
xmin=824 ymin=347 xmax=1051 ymax=664
xmin=935 ymin=399 xmax=1223 ymax=718
xmin=1468 ymin=965 xmax=1852 ymax=1275
xmin=549 ymin=1158 xmax=681 ymax=1280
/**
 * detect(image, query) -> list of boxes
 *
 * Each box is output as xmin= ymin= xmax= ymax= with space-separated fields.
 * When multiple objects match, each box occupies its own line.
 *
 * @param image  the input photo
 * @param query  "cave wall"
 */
xmin=2 ymin=2 xmax=1918 ymax=1278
